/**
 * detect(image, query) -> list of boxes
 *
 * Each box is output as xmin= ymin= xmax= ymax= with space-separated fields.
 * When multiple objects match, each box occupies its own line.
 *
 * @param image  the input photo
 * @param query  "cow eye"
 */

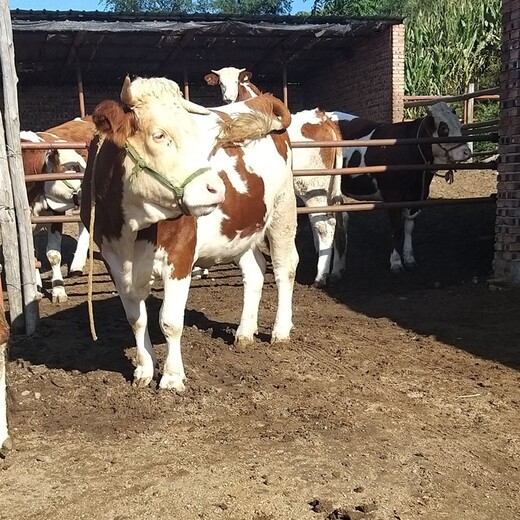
xmin=438 ymin=122 xmax=449 ymax=137
xmin=152 ymin=131 xmax=166 ymax=142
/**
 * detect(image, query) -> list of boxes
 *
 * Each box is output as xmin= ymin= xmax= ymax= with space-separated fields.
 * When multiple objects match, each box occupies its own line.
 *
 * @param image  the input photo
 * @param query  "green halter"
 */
xmin=124 ymin=140 xmax=210 ymax=199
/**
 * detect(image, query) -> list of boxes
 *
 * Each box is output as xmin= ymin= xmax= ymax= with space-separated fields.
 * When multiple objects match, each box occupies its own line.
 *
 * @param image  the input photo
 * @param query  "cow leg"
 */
xmin=387 ymin=208 xmax=405 ymax=273
xmin=46 ymin=223 xmax=67 ymax=304
xmin=103 ymin=247 xmax=156 ymax=387
xmin=330 ymin=211 xmax=349 ymax=285
xmin=235 ymin=247 xmax=266 ymax=347
xmin=69 ymin=222 xmax=89 ymax=276
xmin=34 ymin=266 xmax=44 ymax=301
xmin=308 ymin=211 xmax=337 ymax=287
xmin=402 ymin=209 xmax=420 ymax=269
xmin=159 ymin=275 xmax=192 ymax=391
xmin=266 ymin=194 xmax=299 ymax=343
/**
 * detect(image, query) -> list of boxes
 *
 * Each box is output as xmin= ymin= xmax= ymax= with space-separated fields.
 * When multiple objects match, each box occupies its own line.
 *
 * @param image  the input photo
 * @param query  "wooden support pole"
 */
xmin=183 ymin=65 xmax=190 ymax=101
xmin=74 ymin=48 xmax=86 ymax=118
xmin=282 ymin=62 xmax=288 ymax=107
xmin=0 ymin=0 xmax=39 ymax=335
xmin=466 ymin=83 xmax=475 ymax=158
xmin=0 ymin=111 xmax=24 ymax=329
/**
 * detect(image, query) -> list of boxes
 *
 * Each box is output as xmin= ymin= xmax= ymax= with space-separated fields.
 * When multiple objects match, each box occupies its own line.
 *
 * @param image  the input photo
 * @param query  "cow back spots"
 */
xmin=341 ymin=173 xmax=379 ymax=198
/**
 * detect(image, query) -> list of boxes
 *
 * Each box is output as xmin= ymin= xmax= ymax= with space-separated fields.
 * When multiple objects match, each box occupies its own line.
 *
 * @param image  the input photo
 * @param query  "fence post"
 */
xmin=0 ymin=0 xmax=39 ymax=335
xmin=466 ymin=83 xmax=475 ymax=158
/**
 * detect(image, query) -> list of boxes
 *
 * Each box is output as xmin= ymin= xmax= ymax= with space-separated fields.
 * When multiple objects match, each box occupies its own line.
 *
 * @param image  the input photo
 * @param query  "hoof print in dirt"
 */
xmin=309 ymin=498 xmax=333 ymax=513
xmin=326 ymin=509 xmax=365 ymax=520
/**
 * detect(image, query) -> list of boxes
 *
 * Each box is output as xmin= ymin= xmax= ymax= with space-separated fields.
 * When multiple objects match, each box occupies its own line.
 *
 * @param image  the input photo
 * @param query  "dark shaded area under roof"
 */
xmin=10 ymin=10 xmax=402 ymax=86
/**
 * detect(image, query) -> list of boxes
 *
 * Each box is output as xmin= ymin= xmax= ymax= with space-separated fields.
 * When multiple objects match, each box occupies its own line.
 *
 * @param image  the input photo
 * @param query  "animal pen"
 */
xmin=0 ymin=5 xmax=516 ymax=337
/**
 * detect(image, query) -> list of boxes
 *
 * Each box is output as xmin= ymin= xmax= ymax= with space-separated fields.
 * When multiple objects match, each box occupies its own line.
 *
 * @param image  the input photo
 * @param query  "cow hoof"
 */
xmin=132 ymin=366 xmax=153 ymax=387
xmin=404 ymin=261 xmax=418 ymax=271
xmin=159 ymin=374 xmax=185 ymax=392
xmin=327 ymin=273 xmax=343 ymax=286
xmin=68 ymin=269 xmax=84 ymax=278
xmin=270 ymin=335 xmax=290 ymax=345
xmin=312 ymin=278 xmax=327 ymax=288
xmin=35 ymin=291 xmax=43 ymax=302
xmin=235 ymin=336 xmax=255 ymax=349
xmin=390 ymin=264 xmax=404 ymax=274
xmin=52 ymin=292 xmax=68 ymax=305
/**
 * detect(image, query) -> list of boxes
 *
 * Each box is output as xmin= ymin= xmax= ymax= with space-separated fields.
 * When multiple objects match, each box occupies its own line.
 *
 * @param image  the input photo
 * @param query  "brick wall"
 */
xmin=494 ymin=0 xmax=520 ymax=284
xmin=301 ymin=24 xmax=405 ymax=122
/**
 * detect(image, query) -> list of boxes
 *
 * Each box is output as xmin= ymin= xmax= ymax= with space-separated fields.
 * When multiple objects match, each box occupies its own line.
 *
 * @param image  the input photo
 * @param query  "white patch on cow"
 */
xmin=211 ymin=67 xmax=245 ymax=103
xmin=20 ymin=130 xmax=43 ymax=142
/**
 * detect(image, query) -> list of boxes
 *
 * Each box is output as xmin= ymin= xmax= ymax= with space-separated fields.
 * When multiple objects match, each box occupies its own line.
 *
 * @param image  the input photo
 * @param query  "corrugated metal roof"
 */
xmin=10 ymin=10 xmax=403 ymax=86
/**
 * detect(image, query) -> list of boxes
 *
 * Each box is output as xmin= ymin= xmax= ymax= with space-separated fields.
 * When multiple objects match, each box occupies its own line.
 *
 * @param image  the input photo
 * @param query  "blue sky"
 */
xmin=9 ymin=0 xmax=311 ymax=13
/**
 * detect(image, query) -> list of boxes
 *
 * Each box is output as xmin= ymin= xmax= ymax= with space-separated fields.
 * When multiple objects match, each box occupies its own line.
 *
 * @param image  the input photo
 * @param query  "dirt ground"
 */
xmin=1 ymin=169 xmax=520 ymax=520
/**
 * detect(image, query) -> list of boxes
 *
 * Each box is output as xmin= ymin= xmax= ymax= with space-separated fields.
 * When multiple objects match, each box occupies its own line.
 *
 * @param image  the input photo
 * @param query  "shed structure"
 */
xmin=6 ymin=10 xmax=405 ymax=130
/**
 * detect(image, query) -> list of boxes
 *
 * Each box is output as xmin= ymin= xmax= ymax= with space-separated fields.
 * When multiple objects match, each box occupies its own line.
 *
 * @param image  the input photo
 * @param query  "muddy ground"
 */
xmin=1 ymin=169 xmax=519 ymax=520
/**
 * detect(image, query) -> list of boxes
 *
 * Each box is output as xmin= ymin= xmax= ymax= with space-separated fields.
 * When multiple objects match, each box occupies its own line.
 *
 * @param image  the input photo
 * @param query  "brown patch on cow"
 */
xmin=92 ymin=100 xmax=138 ymax=148
xmin=270 ymin=131 xmax=290 ymax=162
xmin=157 ymin=217 xmax=197 ymax=280
xmin=219 ymin=147 xmax=266 ymax=240
xmin=244 ymin=94 xmax=291 ymax=129
xmin=22 ymin=144 xmax=60 ymax=204
xmin=43 ymin=117 xmax=95 ymax=159
xmin=80 ymin=136 xmax=126 ymax=245
xmin=301 ymin=112 xmax=341 ymax=168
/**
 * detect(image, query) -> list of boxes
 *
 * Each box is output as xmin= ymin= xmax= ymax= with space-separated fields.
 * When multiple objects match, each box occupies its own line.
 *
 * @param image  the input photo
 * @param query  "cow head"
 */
xmin=204 ymin=67 xmax=253 ymax=104
xmin=92 ymin=76 xmax=225 ymax=223
xmin=425 ymin=102 xmax=471 ymax=164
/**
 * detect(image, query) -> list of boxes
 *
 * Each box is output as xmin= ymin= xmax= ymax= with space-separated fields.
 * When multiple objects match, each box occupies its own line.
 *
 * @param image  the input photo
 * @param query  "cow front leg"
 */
xmin=235 ymin=247 xmax=266 ymax=347
xmin=402 ymin=209 xmax=420 ymax=269
xmin=159 ymin=275 xmax=192 ymax=391
xmin=105 ymin=251 xmax=156 ymax=387
xmin=387 ymin=208 xmax=405 ymax=273
xmin=69 ymin=222 xmax=89 ymax=276
xmin=330 ymin=211 xmax=349 ymax=285
xmin=46 ymin=224 xmax=67 ymax=304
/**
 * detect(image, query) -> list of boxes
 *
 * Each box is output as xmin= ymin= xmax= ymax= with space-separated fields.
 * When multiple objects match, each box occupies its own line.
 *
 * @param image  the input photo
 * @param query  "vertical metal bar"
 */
xmin=467 ymin=82 xmax=475 ymax=158
xmin=282 ymin=63 xmax=288 ymax=107
xmin=183 ymin=65 xmax=190 ymax=101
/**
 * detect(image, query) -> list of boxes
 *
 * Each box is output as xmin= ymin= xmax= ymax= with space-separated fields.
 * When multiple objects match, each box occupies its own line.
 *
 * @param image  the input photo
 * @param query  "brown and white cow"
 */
xmin=327 ymin=104 xmax=471 ymax=276
xmin=204 ymin=66 xmax=343 ymax=286
xmin=80 ymin=76 xmax=297 ymax=391
xmin=22 ymin=129 xmax=88 ymax=303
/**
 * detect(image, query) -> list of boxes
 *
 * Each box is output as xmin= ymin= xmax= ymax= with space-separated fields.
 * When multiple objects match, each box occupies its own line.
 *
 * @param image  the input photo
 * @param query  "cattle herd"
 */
xmin=0 ymin=68 xmax=471 ymax=449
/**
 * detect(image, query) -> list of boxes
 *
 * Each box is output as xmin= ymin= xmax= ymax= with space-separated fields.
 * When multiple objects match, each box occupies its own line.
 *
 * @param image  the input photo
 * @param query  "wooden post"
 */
xmin=74 ymin=48 xmax=86 ymax=118
xmin=0 ymin=0 xmax=39 ymax=335
xmin=0 ymin=111 xmax=24 ymax=330
xmin=282 ymin=63 xmax=288 ymax=107
xmin=183 ymin=65 xmax=190 ymax=101
xmin=466 ymin=83 xmax=475 ymax=159
xmin=0 ymin=279 xmax=9 ymax=451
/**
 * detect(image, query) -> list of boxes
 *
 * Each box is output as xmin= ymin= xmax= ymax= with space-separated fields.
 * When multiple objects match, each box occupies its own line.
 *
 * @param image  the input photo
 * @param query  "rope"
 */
xmin=87 ymin=136 xmax=104 ymax=342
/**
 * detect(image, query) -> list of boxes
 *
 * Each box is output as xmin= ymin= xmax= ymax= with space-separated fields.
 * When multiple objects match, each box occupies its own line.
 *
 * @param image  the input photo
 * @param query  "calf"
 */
xmin=328 ymin=103 xmax=471 ymax=275
xmin=81 ymin=76 xmax=297 ymax=391
xmin=21 ymin=130 xmax=87 ymax=303
xmin=204 ymin=66 xmax=342 ymax=286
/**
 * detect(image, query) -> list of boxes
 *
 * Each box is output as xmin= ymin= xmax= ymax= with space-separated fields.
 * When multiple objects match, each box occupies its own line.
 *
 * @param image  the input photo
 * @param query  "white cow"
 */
xmin=204 ymin=67 xmax=343 ymax=286
xmin=81 ymin=76 xmax=298 ymax=391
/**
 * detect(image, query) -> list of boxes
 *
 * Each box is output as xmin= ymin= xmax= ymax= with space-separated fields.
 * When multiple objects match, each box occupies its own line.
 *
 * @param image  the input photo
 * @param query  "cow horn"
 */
xmin=120 ymin=75 xmax=134 ymax=106
xmin=179 ymin=96 xmax=210 ymax=115
xmin=269 ymin=96 xmax=291 ymax=129
xmin=211 ymin=69 xmax=220 ymax=76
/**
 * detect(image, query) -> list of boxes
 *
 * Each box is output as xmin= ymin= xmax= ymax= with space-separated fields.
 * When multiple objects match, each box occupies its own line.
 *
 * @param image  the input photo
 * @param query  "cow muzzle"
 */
xmin=181 ymin=171 xmax=226 ymax=217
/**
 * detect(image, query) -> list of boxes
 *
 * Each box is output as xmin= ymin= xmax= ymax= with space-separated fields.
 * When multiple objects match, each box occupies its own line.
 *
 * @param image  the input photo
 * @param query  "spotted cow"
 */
xmin=21 ymin=127 xmax=89 ymax=303
xmin=80 ymin=76 xmax=298 ymax=391
xmin=204 ymin=66 xmax=343 ymax=286
xmin=327 ymin=104 xmax=472 ymax=277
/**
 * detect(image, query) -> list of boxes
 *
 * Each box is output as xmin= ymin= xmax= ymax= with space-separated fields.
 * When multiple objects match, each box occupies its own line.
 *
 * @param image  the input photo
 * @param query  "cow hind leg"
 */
xmin=235 ymin=247 xmax=266 ymax=347
xmin=266 ymin=195 xmax=299 ymax=343
xmin=159 ymin=276 xmax=192 ymax=391
xmin=46 ymin=224 xmax=67 ymax=304
xmin=330 ymin=211 xmax=349 ymax=285
xmin=308 ymin=212 xmax=337 ymax=287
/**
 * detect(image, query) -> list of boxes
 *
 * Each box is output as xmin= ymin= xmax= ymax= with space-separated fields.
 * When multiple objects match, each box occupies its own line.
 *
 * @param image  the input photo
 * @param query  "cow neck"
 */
xmin=124 ymin=140 xmax=210 ymax=206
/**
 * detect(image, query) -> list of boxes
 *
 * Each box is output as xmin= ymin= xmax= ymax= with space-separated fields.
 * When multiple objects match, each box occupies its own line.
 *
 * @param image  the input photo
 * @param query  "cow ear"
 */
xmin=204 ymin=73 xmax=219 ymax=86
xmin=92 ymin=100 xmax=134 ymax=147
xmin=43 ymin=149 xmax=61 ymax=173
xmin=423 ymin=114 xmax=436 ymax=135
xmin=239 ymin=70 xmax=253 ymax=82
